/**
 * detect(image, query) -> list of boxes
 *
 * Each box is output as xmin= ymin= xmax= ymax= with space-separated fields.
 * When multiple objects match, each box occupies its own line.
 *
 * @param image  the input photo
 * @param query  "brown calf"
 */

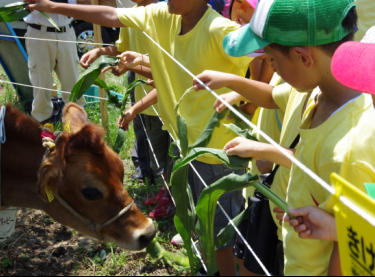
xmin=1 ymin=103 xmax=156 ymax=250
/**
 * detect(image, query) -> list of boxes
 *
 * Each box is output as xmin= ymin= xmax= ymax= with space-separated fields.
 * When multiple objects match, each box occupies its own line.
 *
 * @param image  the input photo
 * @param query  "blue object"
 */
xmin=209 ymin=0 xmax=226 ymax=13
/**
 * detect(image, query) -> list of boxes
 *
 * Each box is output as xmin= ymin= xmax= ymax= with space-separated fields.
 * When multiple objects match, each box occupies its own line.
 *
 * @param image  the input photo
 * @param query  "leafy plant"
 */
xmin=70 ymin=56 xmax=119 ymax=102
xmin=170 ymin=88 xmax=289 ymax=275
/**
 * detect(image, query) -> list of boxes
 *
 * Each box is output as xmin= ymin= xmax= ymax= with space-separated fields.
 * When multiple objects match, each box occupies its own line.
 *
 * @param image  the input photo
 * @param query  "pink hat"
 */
xmin=331 ymin=41 xmax=375 ymax=95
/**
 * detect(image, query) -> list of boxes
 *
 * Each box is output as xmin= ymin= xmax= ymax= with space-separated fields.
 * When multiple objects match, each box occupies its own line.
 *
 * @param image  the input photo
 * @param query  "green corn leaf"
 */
xmin=120 ymin=79 xmax=148 ymax=112
xmin=0 ymin=2 xmax=28 ymax=12
xmin=216 ymin=208 xmax=247 ymax=249
xmin=177 ymin=115 xmax=189 ymax=156
xmin=168 ymin=141 xmax=179 ymax=159
xmin=126 ymin=79 xmax=148 ymax=93
xmin=0 ymin=2 xmax=29 ymax=22
xmin=224 ymin=123 xmax=257 ymax=140
xmin=94 ymin=78 xmax=111 ymax=91
xmin=0 ymin=9 xmax=29 ymax=22
xmin=250 ymin=181 xmax=289 ymax=213
xmin=146 ymin=240 xmax=190 ymax=269
xmin=39 ymin=11 xmax=60 ymax=31
xmin=112 ymin=128 xmax=126 ymax=154
xmin=170 ymin=165 xmax=199 ymax=273
xmin=94 ymin=79 xmax=122 ymax=108
xmin=195 ymin=173 xmax=258 ymax=275
xmin=70 ymin=56 xmax=118 ymax=102
xmin=190 ymin=110 xmax=228 ymax=149
xmin=173 ymin=147 xmax=250 ymax=172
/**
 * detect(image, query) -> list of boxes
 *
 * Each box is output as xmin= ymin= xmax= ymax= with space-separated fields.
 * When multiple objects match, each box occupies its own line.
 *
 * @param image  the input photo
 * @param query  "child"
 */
xmin=27 ymin=0 xmax=253 ymax=274
xmin=197 ymin=0 xmax=373 ymax=275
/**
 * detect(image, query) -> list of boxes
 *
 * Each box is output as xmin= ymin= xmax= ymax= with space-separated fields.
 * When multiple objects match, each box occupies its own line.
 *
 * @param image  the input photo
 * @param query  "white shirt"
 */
xmin=24 ymin=0 xmax=76 ymax=27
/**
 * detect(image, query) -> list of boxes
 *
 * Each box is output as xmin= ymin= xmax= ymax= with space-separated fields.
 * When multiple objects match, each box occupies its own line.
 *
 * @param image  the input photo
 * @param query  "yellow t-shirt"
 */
xmin=269 ymin=85 xmax=310 ymax=239
xmin=117 ymin=3 xmax=252 ymax=164
xmin=116 ymin=27 xmax=156 ymax=116
xmin=340 ymin=108 xmax=375 ymax=188
xmin=354 ymin=0 xmax=375 ymax=41
xmin=283 ymin=92 xmax=372 ymax=276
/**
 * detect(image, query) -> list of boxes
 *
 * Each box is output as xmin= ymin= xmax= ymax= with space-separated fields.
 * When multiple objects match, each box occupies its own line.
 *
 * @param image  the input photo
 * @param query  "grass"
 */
xmin=0 ymin=68 xmax=187 ymax=276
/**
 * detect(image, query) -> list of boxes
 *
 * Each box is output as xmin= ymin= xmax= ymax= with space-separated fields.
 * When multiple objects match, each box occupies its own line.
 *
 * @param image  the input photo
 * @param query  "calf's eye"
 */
xmin=81 ymin=187 xmax=103 ymax=201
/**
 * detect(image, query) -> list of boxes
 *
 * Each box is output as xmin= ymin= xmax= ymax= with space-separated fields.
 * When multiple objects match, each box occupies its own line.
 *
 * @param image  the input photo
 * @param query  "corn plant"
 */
xmin=171 ymin=88 xmax=289 ymax=275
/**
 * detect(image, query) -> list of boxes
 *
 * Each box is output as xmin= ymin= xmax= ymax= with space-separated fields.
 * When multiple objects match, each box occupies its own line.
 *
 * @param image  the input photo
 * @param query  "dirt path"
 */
xmin=0 ymin=209 xmax=179 ymax=276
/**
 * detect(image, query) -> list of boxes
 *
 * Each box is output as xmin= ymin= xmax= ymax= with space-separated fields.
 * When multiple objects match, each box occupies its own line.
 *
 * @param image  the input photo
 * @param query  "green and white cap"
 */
xmin=223 ymin=0 xmax=356 ymax=57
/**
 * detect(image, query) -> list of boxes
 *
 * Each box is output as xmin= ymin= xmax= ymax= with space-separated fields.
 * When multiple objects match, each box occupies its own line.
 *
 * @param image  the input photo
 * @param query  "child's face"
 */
xmin=265 ymin=45 xmax=320 ymax=92
xmin=231 ymin=0 xmax=255 ymax=25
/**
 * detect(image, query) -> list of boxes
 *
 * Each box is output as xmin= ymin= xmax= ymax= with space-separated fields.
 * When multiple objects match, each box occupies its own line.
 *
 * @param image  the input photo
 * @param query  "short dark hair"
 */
xmin=271 ymin=7 xmax=358 ymax=57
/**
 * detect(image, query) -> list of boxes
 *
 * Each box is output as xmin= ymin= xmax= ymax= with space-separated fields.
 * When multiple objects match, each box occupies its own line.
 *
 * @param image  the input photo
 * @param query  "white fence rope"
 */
xmin=141 ymin=31 xmax=375 ymax=227
xmin=0 ymin=34 xmax=114 ymax=46
xmin=0 ymin=79 xmax=108 ymax=101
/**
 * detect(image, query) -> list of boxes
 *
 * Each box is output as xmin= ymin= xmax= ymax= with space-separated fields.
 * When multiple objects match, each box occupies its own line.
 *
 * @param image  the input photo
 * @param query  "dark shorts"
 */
xmin=234 ymin=196 xmax=284 ymax=275
xmin=188 ymin=160 xmax=245 ymax=249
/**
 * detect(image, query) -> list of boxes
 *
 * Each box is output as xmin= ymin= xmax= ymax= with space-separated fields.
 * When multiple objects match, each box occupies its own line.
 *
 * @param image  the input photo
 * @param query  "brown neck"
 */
xmin=1 ymin=105 xmax=46 ymax=210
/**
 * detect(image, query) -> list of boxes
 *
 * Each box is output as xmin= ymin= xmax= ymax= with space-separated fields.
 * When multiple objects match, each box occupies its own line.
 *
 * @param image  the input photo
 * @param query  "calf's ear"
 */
xmin=65 ymin=124 xmax=106 ymax=156
xmin=62 ymin=103 xmax=88 ymax=134
xmin=37 ymin=134 xmax=69 ymax=202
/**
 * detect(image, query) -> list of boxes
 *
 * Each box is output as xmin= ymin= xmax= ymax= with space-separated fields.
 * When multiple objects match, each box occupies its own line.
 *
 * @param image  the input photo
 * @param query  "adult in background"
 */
xmin=24 ymin=0 xmax=80 ymax=123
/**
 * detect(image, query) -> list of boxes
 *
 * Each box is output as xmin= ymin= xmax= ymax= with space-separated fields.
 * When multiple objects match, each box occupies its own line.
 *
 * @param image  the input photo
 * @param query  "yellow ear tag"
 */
xmin=42 ymin=123 xmax=54 ymax=132
xmin=45 ymin=185 xmax=55 ymax=203
xmin=63 ymin=120 xmax=71 ymax=133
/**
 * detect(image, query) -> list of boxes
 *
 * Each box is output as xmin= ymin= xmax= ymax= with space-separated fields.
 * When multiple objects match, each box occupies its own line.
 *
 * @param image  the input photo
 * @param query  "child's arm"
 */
xmin=213 ymin=91 xmax=246 ymax=112
xmin=27 ymin=0 xmax=123 ymax=27
xmin=118 ymin=51 xmax=151 ymax=68
xmin=118 ymin=88 xmax=157 ymax=130
xmin=194 ymin=70 xmax=278 ymax=109
xmin=224 ymin=137 xmax=293 ymax=168
xmin=278 ymin=206 xmax=337 ymax=241
xmin=80 ymin=46 xmax=120 ymax=68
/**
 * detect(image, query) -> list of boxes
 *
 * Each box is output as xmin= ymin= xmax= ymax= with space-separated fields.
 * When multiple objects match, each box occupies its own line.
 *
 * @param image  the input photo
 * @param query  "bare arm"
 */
xmin=194 ymin=70 xmax=278 ymax=109
xmin=224 ymin=137 xmax=293 ymax=168
xmin=131 ymin=88 xmax=157 ymax=115
xmin=118 ymin=88 xmax=157 ymax=130
xmin=27 ymin=0 xmax=124 ymax=27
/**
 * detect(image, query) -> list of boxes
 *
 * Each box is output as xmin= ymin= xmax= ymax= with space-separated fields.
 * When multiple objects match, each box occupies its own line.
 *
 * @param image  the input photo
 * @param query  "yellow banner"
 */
xmin=330 ymin=173 xmax=375 ymax=276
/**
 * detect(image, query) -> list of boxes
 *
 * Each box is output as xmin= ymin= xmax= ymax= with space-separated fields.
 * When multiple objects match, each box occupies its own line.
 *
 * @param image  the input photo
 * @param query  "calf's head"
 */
xmin=38 ymin=103 xmax=156 ymax=250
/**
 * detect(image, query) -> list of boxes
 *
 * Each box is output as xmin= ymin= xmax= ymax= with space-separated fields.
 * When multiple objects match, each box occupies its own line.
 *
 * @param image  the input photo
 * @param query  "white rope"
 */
xmin=0 ymin=79 xmax=108 ymax=101
xmin=141 ymin=31 xmax=374 ymax=226
xmin=136 ymin=85 xmax=271 ymax=275
xmin=0 ymin=34 xmax=114 ymax=46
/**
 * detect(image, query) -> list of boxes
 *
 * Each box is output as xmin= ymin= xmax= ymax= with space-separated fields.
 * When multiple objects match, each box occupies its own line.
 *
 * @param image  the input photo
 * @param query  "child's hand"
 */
xmin=213 ymin=91 xmax=243 ymax=112
xmin=80 ymin=48 xmax=102 ymax=68
xmin=117 ymin=51 xmax=149 ymax=69
xmin=273 ymin=207 xmax=285 ymax=225
xmin=284 ymin=206 xmax=337 ymax=241
xmin=26 ymin=0 xmax=55 ymax=13
xmin=224 ymin=137 xmax=263 ymax=158
xmin=194 ymin=70 xmax=233 ymax=91
xmin=118 ymin=108 xmax=136 ymax=130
